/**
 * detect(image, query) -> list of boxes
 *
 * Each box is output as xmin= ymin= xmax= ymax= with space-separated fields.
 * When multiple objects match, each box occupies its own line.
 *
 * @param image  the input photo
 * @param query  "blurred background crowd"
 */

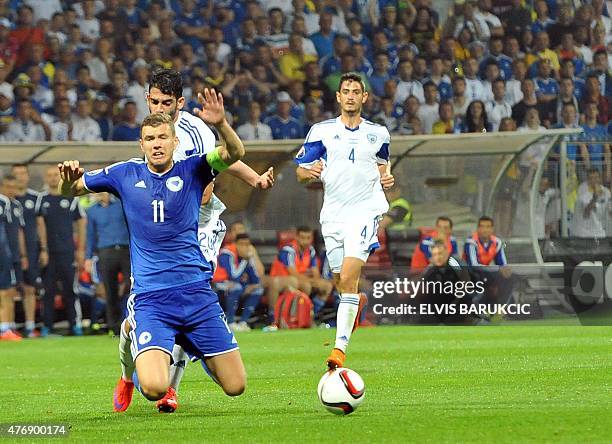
xmin=0 ymin=0 xmax=609 ymax=143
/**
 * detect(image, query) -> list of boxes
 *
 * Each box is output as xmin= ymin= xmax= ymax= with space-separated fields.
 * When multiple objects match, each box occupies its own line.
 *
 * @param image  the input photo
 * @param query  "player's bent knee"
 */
xmin=222 ymin=374 xmax=247 ymax=397
xmin=140 ymin=382 xmax=168 ymax=401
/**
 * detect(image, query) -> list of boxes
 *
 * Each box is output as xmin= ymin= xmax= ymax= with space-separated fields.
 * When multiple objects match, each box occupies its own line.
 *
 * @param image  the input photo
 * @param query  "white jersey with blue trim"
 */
xmin=174 ymin=109 xmax=226 ymax=262
xmin=173 ymin=110 xmax=217 ymax=161
xmin=197 ymin=194 xmax=227 ymax=268
xmin=295 ymin=116 xmax=390 ymax=224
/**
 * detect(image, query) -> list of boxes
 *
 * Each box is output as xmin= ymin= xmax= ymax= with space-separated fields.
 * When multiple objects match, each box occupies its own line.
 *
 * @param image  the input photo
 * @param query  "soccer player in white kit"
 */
xmin=295 ymin=72 xmax=394 ymax=369
xmin=115 ymin=69 xmax=274 ymax=413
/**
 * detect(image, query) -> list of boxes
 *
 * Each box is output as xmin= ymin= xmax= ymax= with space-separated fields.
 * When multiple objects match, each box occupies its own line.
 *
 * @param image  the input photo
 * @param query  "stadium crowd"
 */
xmin=0 ymin=0 xmax=611 ymax=338
xmin=0 ymin=0 xmax=609 ymax=143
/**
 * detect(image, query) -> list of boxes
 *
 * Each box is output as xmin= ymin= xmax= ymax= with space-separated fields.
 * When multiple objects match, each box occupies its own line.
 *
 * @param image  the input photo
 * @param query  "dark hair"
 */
xmin=465 ymin=100 xmax=489 ymax=133
xmin=423 ymin=81 xmax=437 ymax=90
xmin=436 ymin=216 xmax=453 ymax=228
xmin=268 ymin=7 xmax=283 ymax=16
xmin=235 ymin=233 xmax=250 ymax=241
xmin=338 ymin=72 xmax=366 ymax=93
xmin=11 ymin=163 xmax=28 ymax=170
xmin=562 ymin=101 xmax=576 ymax=111
xmin=18 ymin=5 xmax=33 ymax=13
xmin=586 ymin=73 xmax=601 ymax=81
xmin=432 ymin=239 xmax=447 ymax=251
xmin=149 ymin=68 xmax=183 ymax=98
xmin=478 ymin=216 xmax=494 ymax=226
xmin=593 ymin=49 xmax=607 ymax=58
xmin=493 ymin=77 xmax=505 ymax=86
xmin=297 ymin=226 xmax=313 ymax=234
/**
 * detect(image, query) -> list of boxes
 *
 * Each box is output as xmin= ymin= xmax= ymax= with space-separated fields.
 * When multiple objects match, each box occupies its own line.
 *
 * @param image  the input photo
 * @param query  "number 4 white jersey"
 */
xmin=295 ymin=117 xmax=390 ymax=224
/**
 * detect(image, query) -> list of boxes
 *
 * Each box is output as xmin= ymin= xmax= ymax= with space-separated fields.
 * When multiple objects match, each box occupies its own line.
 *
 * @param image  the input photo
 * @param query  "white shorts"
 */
xmin=321 ymin=215 xmax=382 ymax=274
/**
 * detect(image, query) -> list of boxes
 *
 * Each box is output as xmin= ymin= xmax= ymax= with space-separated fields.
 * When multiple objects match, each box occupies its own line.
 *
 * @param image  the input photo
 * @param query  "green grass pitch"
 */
xmin=1 ymin=325 xmax=611 ymax=443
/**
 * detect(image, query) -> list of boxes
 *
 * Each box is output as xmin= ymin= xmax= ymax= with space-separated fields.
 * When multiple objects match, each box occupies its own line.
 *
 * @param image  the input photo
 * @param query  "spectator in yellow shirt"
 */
xmin=432 ymin=101 xmax=457 ymax=134
xmin=526 ymin=31 xmax=560 ymax=72
xmin=279 ymin=32 xmax=317 ymax=82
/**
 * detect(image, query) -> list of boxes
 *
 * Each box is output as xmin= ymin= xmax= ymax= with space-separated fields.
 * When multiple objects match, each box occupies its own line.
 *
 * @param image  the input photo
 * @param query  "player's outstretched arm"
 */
xmin=58 ymin=160 xmax=90 ymax=197
xmin=193 ymin=88 xmax=245 ymax=165
xmin=226 ymin=162 xmax=275 ymax=189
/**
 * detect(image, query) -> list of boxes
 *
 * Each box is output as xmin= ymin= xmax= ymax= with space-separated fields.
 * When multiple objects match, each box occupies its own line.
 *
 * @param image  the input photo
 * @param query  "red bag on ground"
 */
xmin=274 ymin=290 xmax=313 ymax=329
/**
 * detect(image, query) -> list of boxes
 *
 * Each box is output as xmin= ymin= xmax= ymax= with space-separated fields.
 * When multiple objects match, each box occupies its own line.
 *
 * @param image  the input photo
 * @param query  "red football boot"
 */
xmin=113 ymin=377 xmax=134 ymax=412
xmin=156 ymin=387 xmax=178 ymax=413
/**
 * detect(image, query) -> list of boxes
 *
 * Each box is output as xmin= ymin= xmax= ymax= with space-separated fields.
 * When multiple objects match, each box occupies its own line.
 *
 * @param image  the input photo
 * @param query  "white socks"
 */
xmin=117 ymin=320 xmax=188 ymax=391
xmin=334 ymin=293 xmax=360 ymax=353
xmin=119 ymin=320 xmax=135 ymax=382
xmin=169 ymin=344 xmax=189 ymax=392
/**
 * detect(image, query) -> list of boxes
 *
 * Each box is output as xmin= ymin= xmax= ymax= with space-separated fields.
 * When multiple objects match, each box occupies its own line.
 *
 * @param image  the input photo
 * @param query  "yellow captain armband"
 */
xmin=206 ymin=147 xmax=230 ymax=172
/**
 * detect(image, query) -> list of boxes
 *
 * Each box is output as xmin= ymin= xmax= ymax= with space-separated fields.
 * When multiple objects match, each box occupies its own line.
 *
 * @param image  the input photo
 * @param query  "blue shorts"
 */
xmin=0 ymin=257 xmax=16 ymax=290
xmin=22 ymin=252 xmax=41 ymax=286
xmin=126 ymin=280 xmax=238 ymax=361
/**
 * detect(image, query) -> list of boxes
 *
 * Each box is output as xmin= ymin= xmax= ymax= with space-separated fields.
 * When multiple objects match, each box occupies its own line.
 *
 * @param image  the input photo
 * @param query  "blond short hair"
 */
xmin=141 ymin=112 xmax=176 ymax=137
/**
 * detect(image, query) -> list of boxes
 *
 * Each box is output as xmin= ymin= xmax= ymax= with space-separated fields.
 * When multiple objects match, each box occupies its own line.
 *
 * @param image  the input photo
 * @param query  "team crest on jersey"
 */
xmin=60 ymin=199 xmax=70 ymax=208
xmin=296 ymin=147 xmax=305 ymax=159
xmin=25 ymin=200 xmax=35 ymax=209
xmin=166 ymin=176 xmax=184 ymax=192
xmin=367 ymin=134 xmax=377 ymax=144
xmin=138 ymin=331 xmax=152 ymax=345
xmin=13 ymin=207 xmax=22 ymax=218
xmin=86 ymin=168 xmax=103 ymax=176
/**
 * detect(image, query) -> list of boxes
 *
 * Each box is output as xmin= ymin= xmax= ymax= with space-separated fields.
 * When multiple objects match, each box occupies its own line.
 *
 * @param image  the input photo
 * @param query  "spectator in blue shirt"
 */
xmin=111 ymin=101 xmax=140 ymax=141
xmin=175 ymin=0 xmax=208 ymax=51
xmin=370 ymin=52 xmax=393 ymax=98
xmin=347 ymin=16 xmax=371 ymax=53
xmin=319 ymin=34 xmax=349 ymax=78
xmin=581 ymin=102 xmax=611 ymax=177
xmin=310 ymin=12 xmax=336 ymax=59
xmin=534 ymin=58 xmax=559 ymax=105
xmin=560 ymin=59 xmax=586 ymax=101
xmin=531 ymin=0 xmax=556 ymax=35
xmin=213 ymin=5 xmax=240 ymax=48
xmin=478 ymin=37 xmax=513 ymax=81
xmin=265 ymin=91 xmax=303 ymax=139
xmin=552 ymin=102 xmax=586 ymax=163
xmin=353 ymin=42 xmax=374 ymax=77
xmin=425 ymin=56 xmax=453 ymax=102
xmin=85 ymin=192 xmax=130 ymax=335
xmin=215 ymin=233 xmax=263 ymax=332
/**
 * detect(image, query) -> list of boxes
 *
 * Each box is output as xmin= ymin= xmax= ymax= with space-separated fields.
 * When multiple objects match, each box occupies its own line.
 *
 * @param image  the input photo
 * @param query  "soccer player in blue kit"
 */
xmin=57 ymin=89 xmax=247 ymax=409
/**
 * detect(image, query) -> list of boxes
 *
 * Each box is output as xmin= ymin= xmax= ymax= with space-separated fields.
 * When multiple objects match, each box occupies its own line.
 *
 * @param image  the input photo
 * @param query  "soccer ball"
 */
xmin=317 ymin=368 xmax=365 ymax=415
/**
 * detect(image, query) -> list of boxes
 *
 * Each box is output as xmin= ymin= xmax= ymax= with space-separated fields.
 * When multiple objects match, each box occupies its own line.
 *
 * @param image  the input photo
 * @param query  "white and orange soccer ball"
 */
xmin=317 ymin=368 xmax=365 ymax=415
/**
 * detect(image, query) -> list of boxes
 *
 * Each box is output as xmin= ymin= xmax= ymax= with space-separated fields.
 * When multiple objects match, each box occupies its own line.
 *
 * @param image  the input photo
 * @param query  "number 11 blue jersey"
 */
xmin=82 ymin=154 xmax=217 ymax=293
